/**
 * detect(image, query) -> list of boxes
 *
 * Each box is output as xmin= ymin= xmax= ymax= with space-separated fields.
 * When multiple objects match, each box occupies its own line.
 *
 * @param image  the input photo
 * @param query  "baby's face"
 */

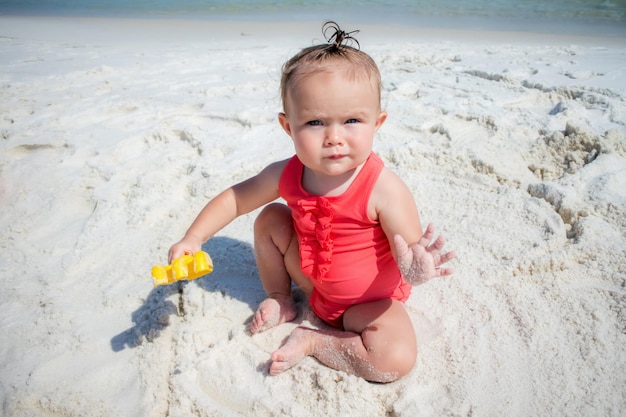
xmin=280 ymin=69 xmax=386 ymax=180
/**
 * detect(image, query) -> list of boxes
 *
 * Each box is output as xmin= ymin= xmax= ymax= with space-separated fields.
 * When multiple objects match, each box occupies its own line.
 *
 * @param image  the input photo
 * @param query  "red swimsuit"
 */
xmin=278 ymin=152 xmax=411 ymax=328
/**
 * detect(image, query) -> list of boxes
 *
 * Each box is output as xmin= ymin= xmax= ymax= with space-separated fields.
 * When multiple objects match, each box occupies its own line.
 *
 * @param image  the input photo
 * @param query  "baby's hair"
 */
xmin=280 ymin=21 xmax=382 ymax=112
xmin=322 ymin=20 xmax=361 ymax=50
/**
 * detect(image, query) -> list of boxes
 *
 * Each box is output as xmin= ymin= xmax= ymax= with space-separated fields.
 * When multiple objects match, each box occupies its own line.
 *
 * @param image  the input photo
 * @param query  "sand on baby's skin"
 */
xmin=0 ymin=16 xmax=625 ymax=417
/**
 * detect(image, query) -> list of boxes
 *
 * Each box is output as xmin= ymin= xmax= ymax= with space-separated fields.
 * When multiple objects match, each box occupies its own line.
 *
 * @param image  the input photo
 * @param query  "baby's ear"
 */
xmin=375 ymin=111 xmax=388 ymax=130
xmin=278 ymin=112 xmax=292 ymax=136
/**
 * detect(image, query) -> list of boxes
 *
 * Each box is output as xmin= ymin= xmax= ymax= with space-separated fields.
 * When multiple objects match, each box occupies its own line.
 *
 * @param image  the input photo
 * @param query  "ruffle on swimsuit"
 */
xmin=296 ymin=197 xmax=334 ymax=281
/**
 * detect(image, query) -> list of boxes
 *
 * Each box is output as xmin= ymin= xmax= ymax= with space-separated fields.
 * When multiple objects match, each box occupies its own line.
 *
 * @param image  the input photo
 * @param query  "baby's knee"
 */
xmin=386 ymin=339 xmax=417 ymax=380
xmin=363 ymin=328 xmax=417 ymax=382
xmin=255 ymin=203 xmax=291 ymax=232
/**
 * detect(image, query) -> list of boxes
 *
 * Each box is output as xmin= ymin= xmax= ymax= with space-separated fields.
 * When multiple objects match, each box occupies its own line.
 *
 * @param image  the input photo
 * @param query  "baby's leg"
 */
xmin=269 ymin=299 xmax=417 ymax=382
xmin=250 ymin=203 xmax=312 ymax=334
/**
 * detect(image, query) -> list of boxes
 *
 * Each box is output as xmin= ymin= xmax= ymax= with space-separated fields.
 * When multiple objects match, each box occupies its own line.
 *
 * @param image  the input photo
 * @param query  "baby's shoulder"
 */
xmin=370 ymin=167 xmax=413 ymax=210
xmin=374 ymin=166 xmax=407 ymax=191
xmin=263 ymin=158 xmax=291 ymax=176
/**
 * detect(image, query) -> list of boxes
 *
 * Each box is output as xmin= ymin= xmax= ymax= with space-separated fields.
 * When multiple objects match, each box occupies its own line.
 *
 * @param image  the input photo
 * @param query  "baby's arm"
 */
xmin=372 ymin=168 xmax=456 ymax=285
xmin=168 ymin=160 xmax=287 ymax=262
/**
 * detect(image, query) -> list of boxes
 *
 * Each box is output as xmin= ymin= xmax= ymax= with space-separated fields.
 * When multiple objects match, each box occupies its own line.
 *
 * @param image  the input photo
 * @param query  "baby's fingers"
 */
xmin=436 ymin=267 xmax=455 ymax=277
xmin=428 ymin=235 xmax=446 ymax=253
xmin=418 ymin=223 xmax=435 ymax=247
xmin=439 ymin=250 xmax=457 ymax=265
xmin=168 ymin=245 xmax=192 ymax=264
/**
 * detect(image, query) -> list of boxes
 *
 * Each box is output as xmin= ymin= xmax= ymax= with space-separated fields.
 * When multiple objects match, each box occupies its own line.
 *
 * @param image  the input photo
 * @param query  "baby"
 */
xmin=169 ymin=21 xmax=455 ymax=383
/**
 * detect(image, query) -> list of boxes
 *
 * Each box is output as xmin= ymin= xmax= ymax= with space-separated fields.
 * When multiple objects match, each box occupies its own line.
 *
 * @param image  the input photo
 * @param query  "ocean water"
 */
xmin=1 ymin=0 xmax=625 ymax=35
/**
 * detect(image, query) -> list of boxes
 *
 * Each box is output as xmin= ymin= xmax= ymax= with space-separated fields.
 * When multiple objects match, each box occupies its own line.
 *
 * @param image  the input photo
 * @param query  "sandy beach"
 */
xmin=0 ymin=16 xmax=625 ymax=416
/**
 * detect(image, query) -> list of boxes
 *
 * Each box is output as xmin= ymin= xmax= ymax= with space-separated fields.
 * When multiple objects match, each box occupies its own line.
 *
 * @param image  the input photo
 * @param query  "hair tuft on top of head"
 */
xmin=323 ymin=21 xmax=360 ymax=51
xmin=279 ymin=21 xmax=380 ymax=111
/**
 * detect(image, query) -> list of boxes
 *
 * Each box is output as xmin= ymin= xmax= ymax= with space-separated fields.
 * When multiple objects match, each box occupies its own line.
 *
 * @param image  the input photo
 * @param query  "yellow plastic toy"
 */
xmin=151 ymin=251 xmax=213 ymax=287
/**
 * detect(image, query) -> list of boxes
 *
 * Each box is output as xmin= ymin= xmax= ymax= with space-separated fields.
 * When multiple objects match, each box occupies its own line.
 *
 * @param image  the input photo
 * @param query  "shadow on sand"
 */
xmin=110 ymin=236 xmax=262 ymax=352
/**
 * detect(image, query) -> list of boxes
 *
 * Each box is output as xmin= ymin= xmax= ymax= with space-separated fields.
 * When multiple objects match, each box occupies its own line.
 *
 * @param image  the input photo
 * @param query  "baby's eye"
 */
xmin=307 ymin=120 xmax=322 ymax=126
xmin=346 ymin=118 xmax=359 ymax=124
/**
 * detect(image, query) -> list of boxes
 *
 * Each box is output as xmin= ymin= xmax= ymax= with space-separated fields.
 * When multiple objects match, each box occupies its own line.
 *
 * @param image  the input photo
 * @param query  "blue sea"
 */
xmin=1 ymin=0 xmax=625 ymax=36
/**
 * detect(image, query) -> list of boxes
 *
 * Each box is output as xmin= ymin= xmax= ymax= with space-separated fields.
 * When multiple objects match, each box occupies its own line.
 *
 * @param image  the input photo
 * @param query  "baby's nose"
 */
xmin=325 ymin=126 xmax=343 ymax=145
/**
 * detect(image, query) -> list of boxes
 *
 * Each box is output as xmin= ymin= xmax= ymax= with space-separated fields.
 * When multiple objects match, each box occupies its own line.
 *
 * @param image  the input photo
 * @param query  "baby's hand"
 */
xmin=394 ymin=223 xmax=456 ymax=286
xmin=168 ymin=235 xmax=203 ymax=264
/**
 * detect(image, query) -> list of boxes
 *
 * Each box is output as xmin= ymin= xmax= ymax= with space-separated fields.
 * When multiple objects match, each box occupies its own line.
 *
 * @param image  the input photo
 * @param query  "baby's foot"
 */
xmin=269 ymin=326 xmax=314 ymax=375
xmin=249 ymin=297 xmax=297 ymax=334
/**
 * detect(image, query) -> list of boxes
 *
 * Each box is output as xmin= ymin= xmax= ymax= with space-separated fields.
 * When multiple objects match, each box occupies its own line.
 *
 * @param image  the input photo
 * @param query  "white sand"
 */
xmin=1 ymin=16 xmax=625 ymax=417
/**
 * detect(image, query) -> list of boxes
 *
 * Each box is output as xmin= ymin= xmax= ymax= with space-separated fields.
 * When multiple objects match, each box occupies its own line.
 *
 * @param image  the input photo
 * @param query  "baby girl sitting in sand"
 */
xmin=168 ymin=21 xmax=456 ymax=383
